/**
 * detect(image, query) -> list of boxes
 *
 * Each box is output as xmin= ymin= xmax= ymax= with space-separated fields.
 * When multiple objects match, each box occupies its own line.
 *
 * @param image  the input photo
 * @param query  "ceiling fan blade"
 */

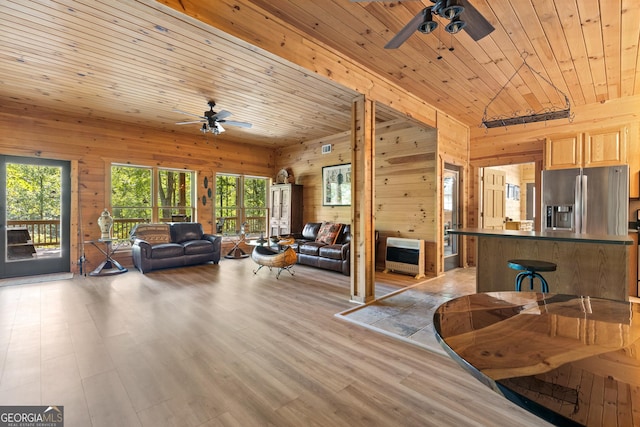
xmin=212 ymin=110 xmax=232 ymax=121
xmin=460 ymin=0 xmax=494 ymax=41
xmin=176 ymin=120 xmax=206 ymax=125
xmin=218 ymin=120 xmax=252 ymax=128
xmin=173 ymin=108 xmax=206 ymax=119
xmin=384 ymin=8 xmax=428 ymax=49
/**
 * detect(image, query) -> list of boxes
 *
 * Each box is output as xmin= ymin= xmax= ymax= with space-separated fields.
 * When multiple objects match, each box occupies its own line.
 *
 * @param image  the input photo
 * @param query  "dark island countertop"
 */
xmin=448 ymin=228 xmax=633 ymax=245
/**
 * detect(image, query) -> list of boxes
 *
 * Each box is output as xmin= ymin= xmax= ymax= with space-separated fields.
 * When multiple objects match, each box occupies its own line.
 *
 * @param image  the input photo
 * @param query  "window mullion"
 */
xmin=152 ymin=167 xmax=159 ymax=222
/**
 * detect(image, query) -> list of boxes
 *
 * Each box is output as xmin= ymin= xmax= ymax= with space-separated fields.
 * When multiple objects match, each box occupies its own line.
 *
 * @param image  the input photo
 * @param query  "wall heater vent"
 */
xmin=384 ymin=237 xmax=425 ymax=279
xmin=321 ymin=144 xmax=332 ymax=154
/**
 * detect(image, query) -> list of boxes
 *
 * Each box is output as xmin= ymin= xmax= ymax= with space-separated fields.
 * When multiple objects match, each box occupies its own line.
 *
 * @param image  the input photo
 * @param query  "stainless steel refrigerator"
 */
xmin=541 ymin=165 xmax=628 ymax=236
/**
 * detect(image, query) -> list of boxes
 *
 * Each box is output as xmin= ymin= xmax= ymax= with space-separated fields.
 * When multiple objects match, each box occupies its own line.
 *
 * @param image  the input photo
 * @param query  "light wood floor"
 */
xmin=0 ymin=259 xmax=550 ymax=426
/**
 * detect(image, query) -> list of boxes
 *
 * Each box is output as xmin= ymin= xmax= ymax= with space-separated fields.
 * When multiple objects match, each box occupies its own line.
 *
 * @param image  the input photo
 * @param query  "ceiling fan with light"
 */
xmin=174 ymin=100 xmax=252 ymax=135
xmin=351 ymin=0 xmax=495 ymax=48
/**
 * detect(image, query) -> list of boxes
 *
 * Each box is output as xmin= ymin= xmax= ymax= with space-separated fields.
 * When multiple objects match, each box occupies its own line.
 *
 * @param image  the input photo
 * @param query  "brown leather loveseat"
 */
xmin=289 ymin=222 xmax=350 ymax=275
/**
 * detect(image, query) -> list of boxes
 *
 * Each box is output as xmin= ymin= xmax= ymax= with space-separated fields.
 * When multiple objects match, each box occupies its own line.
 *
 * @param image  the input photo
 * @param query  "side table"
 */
xmin=85 ymin=239 xmax=128 ymax=276
xmin=224 ymin=233 xmax=250 ymax=259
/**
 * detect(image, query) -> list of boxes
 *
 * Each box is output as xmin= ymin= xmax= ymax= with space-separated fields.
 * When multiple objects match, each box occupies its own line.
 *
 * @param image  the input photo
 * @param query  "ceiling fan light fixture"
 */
xmin=442 ymin=0 xmax=464 ymax=20
xmin=213 ymin=123 xmax=225 ymax=135
xmin=418 ymin=11 xmax=438 ymax=34
xmin=445 ymin=17 xmax=466 ymax=34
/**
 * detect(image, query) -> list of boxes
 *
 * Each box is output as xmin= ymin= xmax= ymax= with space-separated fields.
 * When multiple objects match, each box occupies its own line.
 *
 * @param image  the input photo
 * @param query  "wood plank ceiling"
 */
xmin=1 ymin=0 xmax=638 ymax=147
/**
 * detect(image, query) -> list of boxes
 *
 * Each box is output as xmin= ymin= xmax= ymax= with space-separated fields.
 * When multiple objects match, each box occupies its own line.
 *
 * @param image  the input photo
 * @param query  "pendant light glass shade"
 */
xmin=442 ymin=0 xmax=464 ymax=20
xmin=445 ymin=17 xmax=466 ymax=34
xmin=418 ymin=13 xmax=438 ymax=34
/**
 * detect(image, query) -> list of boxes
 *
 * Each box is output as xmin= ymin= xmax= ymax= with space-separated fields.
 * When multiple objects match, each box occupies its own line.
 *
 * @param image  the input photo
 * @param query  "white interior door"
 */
xmin=482 ymin=168 xmax=506 ymax=229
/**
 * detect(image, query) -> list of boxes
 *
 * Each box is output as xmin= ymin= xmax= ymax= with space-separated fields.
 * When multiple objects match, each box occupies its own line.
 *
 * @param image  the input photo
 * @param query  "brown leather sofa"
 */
xmin=130 ymin=222 xmax=221 ymax=273
xmin=289 ymin=222 xmax=351 ymax=275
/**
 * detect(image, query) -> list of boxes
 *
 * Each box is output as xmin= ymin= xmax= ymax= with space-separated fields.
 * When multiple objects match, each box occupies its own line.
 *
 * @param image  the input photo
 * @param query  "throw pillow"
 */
xmin=315 ymin=222 xmax=343 ymax=245
xmin=130 ymin=223 xmax=171 ymax=245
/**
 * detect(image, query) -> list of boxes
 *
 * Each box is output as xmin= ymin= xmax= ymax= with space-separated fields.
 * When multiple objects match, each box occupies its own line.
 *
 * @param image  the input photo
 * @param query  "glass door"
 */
xmin=443 ymin=163 xmax=460 ymax=271
xmin=1 ymin=156 xmax=71 ymax=278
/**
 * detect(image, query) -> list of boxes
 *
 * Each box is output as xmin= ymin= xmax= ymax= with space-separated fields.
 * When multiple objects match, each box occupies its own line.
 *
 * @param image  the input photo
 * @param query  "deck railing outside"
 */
xmin=218 ymin=214 xmax=267 ymax=236
xmin=7 ymin=214 xmax=268 ymax=248
xmin=7 ymin=220 xmax=61 ymax=247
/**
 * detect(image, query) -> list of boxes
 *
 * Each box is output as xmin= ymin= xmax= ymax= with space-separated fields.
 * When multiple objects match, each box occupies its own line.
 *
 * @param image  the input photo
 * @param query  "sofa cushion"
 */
xmin=301 ymin=222 xmax=322 ymax=240
xmin=171 ymin=222 xmax=204 ymax=243
xmin=319 ymin=245 xmax=344 ymax=260
xmin=315 ymin=222 xmax=342 ymax=245
xmin=299 ymin=242 xmax=324 ymax=256
xmin=183 ymin=239 xmax=214 ymax=255
xmin=130 ymin=223 xmax=171 ymax=245
xmin=151 ymin=243 xmax=185 ymax=258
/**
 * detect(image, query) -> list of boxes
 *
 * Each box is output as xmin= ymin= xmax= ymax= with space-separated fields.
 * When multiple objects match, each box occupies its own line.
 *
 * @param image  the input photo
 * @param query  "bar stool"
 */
xmin=507 ymin=259 xmax=556 ymax=293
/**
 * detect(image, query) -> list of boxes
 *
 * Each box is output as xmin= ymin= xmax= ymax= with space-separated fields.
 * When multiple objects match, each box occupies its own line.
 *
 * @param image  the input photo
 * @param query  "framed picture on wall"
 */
xmin=322 ymin=163 xmax=351 ymax=206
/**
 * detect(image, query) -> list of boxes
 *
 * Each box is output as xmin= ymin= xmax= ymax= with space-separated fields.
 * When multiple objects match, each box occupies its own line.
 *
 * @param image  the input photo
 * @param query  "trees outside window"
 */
xmin=6 ymin=163 xmax=62 ymax=248
xmin=111 ymin=164 xmax=194 ymax=239
xmin=111 ymin=165 xmax=152 ymax=223
xmin=216 ymin=174 xmax=267 ymax=234
xmin=7 ymin=163 xmax=61 ymax=221
xmin=158 ymin=169 xmax=193 ymax=220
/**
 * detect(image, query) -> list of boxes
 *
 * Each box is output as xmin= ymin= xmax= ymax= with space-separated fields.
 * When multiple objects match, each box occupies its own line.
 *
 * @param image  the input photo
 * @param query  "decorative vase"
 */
xmin=98 ymin=209 xmax=113 ymax=240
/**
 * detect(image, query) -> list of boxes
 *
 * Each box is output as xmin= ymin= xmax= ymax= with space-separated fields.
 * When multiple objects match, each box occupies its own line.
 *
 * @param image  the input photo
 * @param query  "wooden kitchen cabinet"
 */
xmin=544 ymin=133 xmax=582 ymax=170
xmin=269 ymin=184 xmax=303 ymax=237
xmin=583 ymin=126 xmax=627 ymax=168
xmin=545 ymin=126 xmax=628 ymax=169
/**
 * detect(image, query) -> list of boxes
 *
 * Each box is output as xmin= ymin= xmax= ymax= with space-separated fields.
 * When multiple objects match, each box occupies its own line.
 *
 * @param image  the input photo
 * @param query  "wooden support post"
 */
xmin=350 ymin=95 xmax=376 ymax=303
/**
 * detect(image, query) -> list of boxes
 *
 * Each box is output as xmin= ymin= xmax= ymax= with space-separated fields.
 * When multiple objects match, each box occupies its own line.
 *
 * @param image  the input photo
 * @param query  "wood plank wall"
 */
xmin=0 ymin=101 xmax=275 ymax=273
xmin=276 ymin=131 xmax=352 ymax=225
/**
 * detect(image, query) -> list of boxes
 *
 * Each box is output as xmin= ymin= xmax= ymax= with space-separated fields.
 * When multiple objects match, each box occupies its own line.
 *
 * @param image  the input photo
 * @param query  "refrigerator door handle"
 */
xmin=581 ymin=175 xmax=588 ymax=234
xmin=574 ymin=175 xmax=582 ymax=233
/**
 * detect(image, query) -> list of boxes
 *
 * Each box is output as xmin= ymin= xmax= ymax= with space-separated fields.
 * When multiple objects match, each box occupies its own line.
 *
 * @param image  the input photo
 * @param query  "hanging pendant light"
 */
xmin=445 ymin=17 xmax=466 ymax=34
xmin=442 ymin=0 xmax=464 ymax=20
xmin=418 ymin=8 xmax=438 ymax=34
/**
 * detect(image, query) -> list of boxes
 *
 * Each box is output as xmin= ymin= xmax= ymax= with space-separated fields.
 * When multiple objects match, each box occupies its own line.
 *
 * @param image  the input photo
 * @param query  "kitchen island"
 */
xmin=448 ymin=228 xmax=633 ymax=301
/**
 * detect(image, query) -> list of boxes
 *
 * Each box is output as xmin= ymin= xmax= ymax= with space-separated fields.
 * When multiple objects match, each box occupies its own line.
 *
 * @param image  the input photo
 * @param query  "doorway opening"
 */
xmin=481 ymin=163 xmax=536 ymax=230
xmin=443 ymin=163 xmax=460 ymax=271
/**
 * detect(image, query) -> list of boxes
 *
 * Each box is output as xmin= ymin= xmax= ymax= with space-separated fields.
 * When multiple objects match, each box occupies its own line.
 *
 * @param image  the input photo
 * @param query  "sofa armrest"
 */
xmin=132 ymin=238 xmax=152 ymax=257
xmin=131 ymin=239 xmax=154 ymax=273
xmin=341 ymin=242 xmax=350 ymax=259
xmin=203 ymin=234 xmax=222 ymax=246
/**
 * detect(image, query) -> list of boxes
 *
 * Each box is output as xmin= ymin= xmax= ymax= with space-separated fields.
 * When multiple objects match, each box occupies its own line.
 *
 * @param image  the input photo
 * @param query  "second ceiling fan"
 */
xmin=353 ymin=0 xmax=495 ymax=48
